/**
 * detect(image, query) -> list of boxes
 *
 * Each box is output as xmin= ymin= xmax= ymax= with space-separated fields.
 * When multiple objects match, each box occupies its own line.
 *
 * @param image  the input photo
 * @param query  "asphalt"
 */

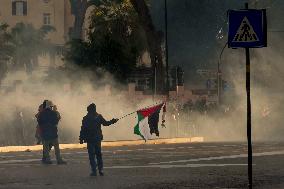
xmin=0 ymin=142 xmax=284 ymax=189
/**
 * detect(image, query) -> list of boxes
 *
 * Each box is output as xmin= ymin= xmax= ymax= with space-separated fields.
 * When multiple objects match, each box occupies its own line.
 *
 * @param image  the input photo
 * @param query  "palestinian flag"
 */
xmin=134 ymin=102 xmax=165 ymax=141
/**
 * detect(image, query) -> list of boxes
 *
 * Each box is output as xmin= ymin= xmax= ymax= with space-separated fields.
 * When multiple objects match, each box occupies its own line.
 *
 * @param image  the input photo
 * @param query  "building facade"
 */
xmin=0 ymin=0 xmax=74 ymax=45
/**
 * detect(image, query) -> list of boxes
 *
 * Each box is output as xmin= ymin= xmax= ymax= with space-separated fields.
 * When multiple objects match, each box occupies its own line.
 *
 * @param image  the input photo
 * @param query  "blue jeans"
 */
xmin=87 ymin=141 xmax=103 ymax=173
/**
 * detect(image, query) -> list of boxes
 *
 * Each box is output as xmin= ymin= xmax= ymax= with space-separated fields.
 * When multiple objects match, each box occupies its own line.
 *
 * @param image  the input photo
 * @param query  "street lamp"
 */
xmin=217 ymin=42 xmax=228 ymax=105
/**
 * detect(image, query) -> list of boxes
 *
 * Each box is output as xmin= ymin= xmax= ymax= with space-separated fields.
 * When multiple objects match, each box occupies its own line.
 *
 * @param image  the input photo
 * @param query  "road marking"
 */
xmin=149 ymin=150 xmax=284 ymax=165
xmin=116 ymin=150 xmax=134 ymax=152
xmin=232 ymin=151 xmax=241 ymax=153
xmin=136 ymin=149 xmax=153 ymax=151
xmin=223 ymin=145 xmax=238 ymax=147
xmin=161 ymin=155 xmax=187 ymax=158
xmin=0 ymin=154 xmax=41 ymax=158
xmin=105 ymin=163 xmax=252 ymax=169
xmin=1 ymin=150 xmax=283 ymax=166
xmin=0 ymin=159 xmax=40 ymax=164
xmin=1 ymin=150 xmax=127 ymax=158
xmin=160 ymin=148 xmax=175 ymax=150
xmin=102 ymin=151 xmax=112 ymax=153
xmin=202 ymin=146 xmax=217 ymax=148
xmin=63 ymin=152 xmax=87 ymax=155
xmin=148 ymin=151 xmax=188 ymax=154
xmin=0 ymin=156 xmax=17 ymax=158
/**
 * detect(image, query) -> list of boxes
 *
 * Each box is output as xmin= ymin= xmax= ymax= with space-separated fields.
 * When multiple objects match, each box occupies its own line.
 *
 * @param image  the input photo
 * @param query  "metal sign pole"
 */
xmin=228 ymin=2 xmax=266 ymax=188
xmin=246 ymin=47 xmax=252 ymax=189
xmin=245 ymin=3 xmax=253 ymax=189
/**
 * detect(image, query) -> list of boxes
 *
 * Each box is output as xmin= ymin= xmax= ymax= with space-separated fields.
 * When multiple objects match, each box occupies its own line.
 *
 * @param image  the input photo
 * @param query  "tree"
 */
xmin=130 ymin=0 xmax=165 ymax=93
xmin=70 ymin=0 xmax=126 ymax=39
xmin=67 ymin=0 xmax=167 ymax=90
xmin=69 ymin=0 xmax=165 ymax=92
xmin=65 ymin=0 xmax=147 ymax=83
xmin=0 ymin=23 xmax=13 ymax=84
xmin=70 ymin=0 xmax=91 ymax=39
xmin=10 ymin=23 xmax=55 ymax=74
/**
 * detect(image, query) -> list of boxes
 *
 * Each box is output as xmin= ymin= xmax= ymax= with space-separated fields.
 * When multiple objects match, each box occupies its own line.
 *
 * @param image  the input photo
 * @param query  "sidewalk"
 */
xmin=0 ymin=137 xmax=203 ymax=153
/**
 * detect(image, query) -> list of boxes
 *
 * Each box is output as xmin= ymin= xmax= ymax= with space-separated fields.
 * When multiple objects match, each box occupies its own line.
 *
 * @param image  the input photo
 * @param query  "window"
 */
xmin=12 ymin=1 xmax=27 ymax=16
xmin=43 ymin=13 xmax=51 ymax=25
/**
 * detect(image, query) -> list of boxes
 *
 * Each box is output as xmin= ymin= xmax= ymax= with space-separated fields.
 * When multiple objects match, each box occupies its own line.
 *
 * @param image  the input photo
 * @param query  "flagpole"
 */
xmin=118 ymin=101 xmax=165 ymax=120
xmin=118 ymin=111 xmax=137 ymax=120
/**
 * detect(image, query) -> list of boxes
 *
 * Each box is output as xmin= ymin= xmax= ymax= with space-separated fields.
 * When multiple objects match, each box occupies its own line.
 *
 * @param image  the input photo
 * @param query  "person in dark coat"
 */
xmin=37 ymin=100 xmax=66 ymax=165
xmin=35 ymin=104 xmax=44 ymax=144
xmin=79 ymin=103 xmax=118 ymax=176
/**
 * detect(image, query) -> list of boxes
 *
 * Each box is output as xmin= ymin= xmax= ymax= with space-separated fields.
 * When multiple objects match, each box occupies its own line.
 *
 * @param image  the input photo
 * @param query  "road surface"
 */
xmin=0 ymin=142 xmax=284 ymax=189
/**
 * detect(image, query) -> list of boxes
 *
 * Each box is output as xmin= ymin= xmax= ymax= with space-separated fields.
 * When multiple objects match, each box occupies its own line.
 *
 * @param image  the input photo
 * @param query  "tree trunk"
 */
xmin=25 ymin=59 xmax=33 ymax=75
xmin=130 ymin=0 xmax=165 ymax=94
xmin=0 ymin=60 xmax=7 ymax=86
xmin=49 ymin=51 xmax=56 ymax=67
xmin=32 ymin=55 xmax=39 ymax=68
xmin=71 ymin=0 xmax=89 ymax=39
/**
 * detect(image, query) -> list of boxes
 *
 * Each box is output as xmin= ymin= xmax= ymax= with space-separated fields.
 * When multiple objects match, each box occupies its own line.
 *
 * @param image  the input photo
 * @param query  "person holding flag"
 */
xmin=79 ymin=103 xmax=118 ymax=176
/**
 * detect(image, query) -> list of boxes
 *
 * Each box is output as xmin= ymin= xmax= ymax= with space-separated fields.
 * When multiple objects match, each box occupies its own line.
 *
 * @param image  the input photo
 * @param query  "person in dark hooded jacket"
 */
xmin=37 ymin=100 xmax=66 ymax=165
xmin=79 ymin=103 xmax=118 ymax=176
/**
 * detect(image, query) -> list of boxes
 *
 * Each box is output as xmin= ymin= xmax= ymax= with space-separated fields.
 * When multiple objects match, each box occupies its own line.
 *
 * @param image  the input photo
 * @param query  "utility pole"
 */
xmin=154 ymin=66 xmax=157 ymax=99
xmin=217 ymin=65 xmax=221 ymax=105
xmin=176 ymin=66 xmax=179 ymax=137
xmin=164 ymin=0 xmax=169 ymax=96
xmin=217 ymin=43 xmax=227 ymax=105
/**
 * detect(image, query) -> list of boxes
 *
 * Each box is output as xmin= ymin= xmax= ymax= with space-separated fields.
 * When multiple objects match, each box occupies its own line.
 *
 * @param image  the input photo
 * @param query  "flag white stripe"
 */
xmin=139 ymin=117 xmax=153 ymax=140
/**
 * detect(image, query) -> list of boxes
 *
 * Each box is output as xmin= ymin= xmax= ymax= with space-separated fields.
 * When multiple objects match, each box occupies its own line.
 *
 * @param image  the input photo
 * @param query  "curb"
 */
xmin=0 ymin=137 xmax=204 ymax=153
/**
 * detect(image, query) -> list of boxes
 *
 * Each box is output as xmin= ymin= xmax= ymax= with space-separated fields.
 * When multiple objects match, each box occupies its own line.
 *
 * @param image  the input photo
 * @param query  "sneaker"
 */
xmin=99 ymin=171 xmax=104 ymax=176
xmin=90 ymin=172 xmax=97 ymax=176
xmin=57 ymin=160 xmax=67 ymax=165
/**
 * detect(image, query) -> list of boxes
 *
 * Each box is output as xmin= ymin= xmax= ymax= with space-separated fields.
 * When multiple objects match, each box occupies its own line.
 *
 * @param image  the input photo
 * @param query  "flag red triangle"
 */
xmin=138 ymin=103 xmax=164 ymax=118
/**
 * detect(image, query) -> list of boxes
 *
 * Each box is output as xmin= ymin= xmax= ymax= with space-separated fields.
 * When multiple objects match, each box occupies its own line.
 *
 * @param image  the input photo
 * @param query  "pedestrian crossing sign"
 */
xmin=228 ymin=9 xmax=267 ymax=48
xmin=233 ymin=17 xmax=259 ymax=42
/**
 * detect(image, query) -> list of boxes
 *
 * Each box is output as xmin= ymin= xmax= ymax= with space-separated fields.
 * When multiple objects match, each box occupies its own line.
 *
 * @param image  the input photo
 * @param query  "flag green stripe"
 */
xmin=137 ymin=111 xmax=145 ymax=121
xmin=134 ymin=123 xmax=146 ymax=141
xmin=134 ymin=112 xmax=146 ymax=141
xmin=134 ymin=123 xmax=141 ymax=135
